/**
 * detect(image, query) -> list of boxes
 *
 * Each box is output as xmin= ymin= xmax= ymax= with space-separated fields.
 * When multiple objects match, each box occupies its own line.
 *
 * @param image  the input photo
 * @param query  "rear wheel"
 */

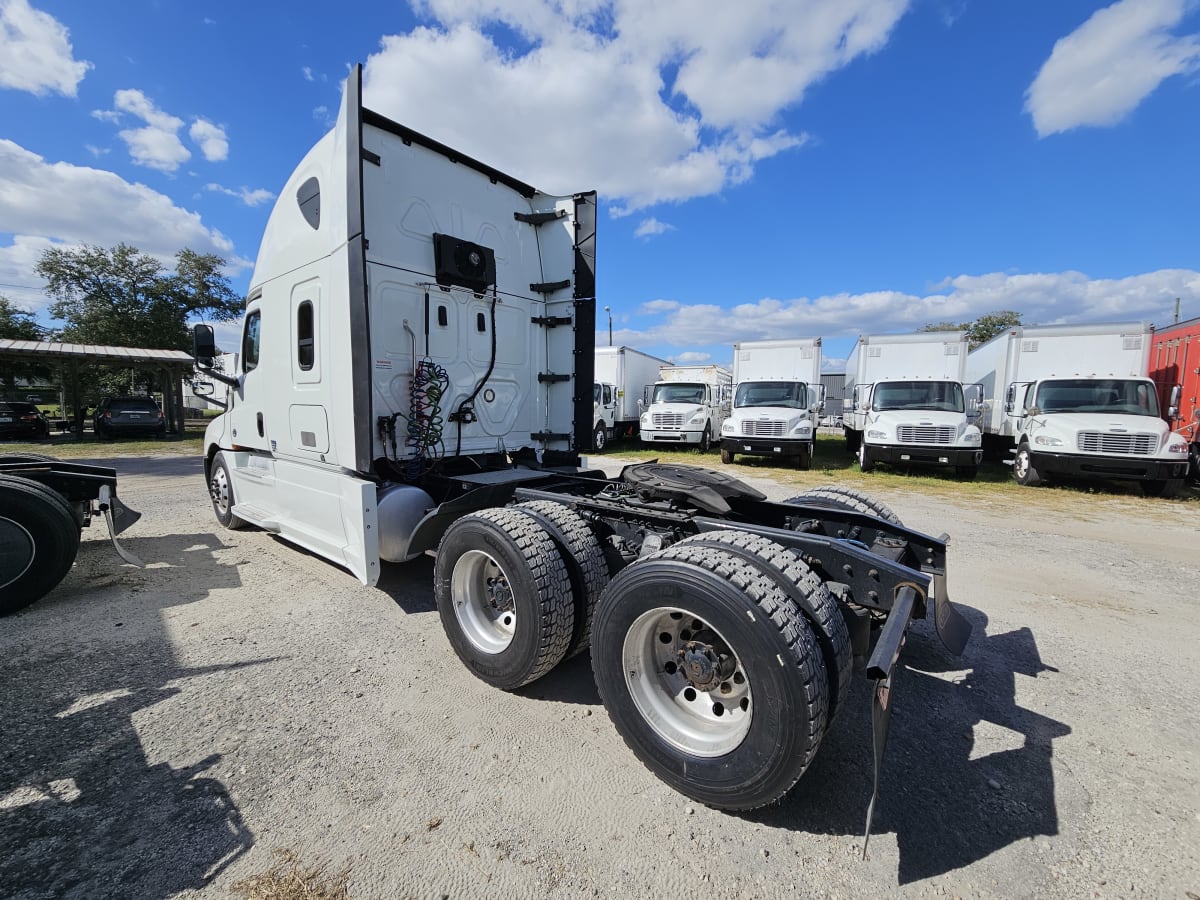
xmin=208 ymin=451 xmax=247 ymax=529
xmin=699 ymin=424 xmax=711 ymax=453
xmin=1013 ymin=444 xmax=1041 ymax=486
xmin=720 ymin=448 xmax=734 ymax=465
xmin=796 ymin=444 xmax=812 ymax=470
xmin=515 ymin=500 xmax=610 ymax=658
xmin=844 ymin=428 xmax=861 ymax=455
xmin=677 ymin=530 xmax=852 ymax=726
xmin=434 ymin=508 xmax=574 ymax=690
xmin=591 ymin=543 xmax=827 ymax=810
xmin=593 ymin=422 xmax=607 ymax=452
xmin=0 ymin=475 xmax=81 ymax=615
xmin=783 ymin=486 xmax=903 ymax=525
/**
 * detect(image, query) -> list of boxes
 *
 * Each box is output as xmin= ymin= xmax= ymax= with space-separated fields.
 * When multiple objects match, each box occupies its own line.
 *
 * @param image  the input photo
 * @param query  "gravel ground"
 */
xmin=1 ymin=454 xmax=1198 ymax=899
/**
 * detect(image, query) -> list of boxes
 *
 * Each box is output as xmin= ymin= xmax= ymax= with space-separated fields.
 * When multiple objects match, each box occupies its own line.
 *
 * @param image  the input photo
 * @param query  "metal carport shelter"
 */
xmin=0 ymin=339 xmax=193 ymax=437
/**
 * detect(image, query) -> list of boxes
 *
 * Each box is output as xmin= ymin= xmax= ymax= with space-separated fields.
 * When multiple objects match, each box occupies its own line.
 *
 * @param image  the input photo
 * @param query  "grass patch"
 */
xmin=0 ymin=419 xmax=206 ymax=458
xmin=230 ymin=849 xmax=351 ymax=900
xmin=592 ymin=431 xmax=1200 ymax=511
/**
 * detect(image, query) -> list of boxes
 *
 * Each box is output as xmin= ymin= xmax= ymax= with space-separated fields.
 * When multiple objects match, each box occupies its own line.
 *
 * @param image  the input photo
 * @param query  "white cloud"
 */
xmin=204 ymin=182 xmax=276 ymax=207
xmin=94 ymin=89 xmax=190 ymax=172
xmin=312 ymin=105 xmax=334 ymax=128
xmin=634 ymin=217 xmax=675 ymax=238
xmin=0 ymin=0 xmax=91 ymax=97
xmin=1026 ymin=0 xmax=1200 ymax=137
xmin=189 ymin=118 xmax=229 ymax=161
xmin=0 ymin=139 xmax=249 ymax=315
xmin=673 ymin=350 xmax=711 ymax=363
xmin=364 ymin=1 xmax=908 ymax=212
xmin=302 ymin=66 xmax=314 ymax=82
xmin=617 ymin=269 xmax=1200 ymax=349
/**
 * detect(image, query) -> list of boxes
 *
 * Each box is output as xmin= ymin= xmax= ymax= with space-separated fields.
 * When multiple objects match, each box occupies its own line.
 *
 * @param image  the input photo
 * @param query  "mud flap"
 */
xmin=931 ymin=572 xmax=972 ymax=655
xmin=862 ymin=584 xmax=915 ymax=859
xmin=98 ymin=485 xmax=144 ymax=567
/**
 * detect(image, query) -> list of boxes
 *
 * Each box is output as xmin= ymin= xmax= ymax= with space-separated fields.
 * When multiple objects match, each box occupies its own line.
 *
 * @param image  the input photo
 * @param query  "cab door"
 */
xmin=229 ymin=299 xmax=271 ymax=452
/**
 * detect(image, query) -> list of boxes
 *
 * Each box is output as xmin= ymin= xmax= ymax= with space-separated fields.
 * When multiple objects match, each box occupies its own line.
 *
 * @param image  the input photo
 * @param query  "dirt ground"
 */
xmin=2 ymin=454 xmax=1198 ymax=899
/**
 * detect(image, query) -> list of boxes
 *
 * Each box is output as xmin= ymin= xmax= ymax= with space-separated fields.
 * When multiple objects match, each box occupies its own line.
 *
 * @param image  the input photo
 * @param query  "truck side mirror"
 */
xmin=192 ymin=323 xmax=217 ymax=365
xmin=814 ymin=384 xmax=826 ymax=412
xmin=1168 ymin=385 xmax=1181 ymax=419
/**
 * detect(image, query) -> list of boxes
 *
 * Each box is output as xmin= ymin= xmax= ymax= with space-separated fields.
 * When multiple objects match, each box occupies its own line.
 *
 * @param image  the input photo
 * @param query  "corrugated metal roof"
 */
xmin=0 ymin=339 xmax=193 ymax=364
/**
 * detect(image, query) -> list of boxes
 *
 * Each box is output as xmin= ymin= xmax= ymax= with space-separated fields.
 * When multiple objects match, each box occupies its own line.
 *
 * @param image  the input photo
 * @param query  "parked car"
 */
xmin=93 ymin=396 xmax=166 ymax=439
xmin=0 ymin=401 xmax=50 ymax=440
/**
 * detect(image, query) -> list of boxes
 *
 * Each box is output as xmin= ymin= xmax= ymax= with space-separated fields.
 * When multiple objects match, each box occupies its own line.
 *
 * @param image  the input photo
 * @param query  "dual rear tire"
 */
xmin=0 ymin=474 xmax=81 ymax=615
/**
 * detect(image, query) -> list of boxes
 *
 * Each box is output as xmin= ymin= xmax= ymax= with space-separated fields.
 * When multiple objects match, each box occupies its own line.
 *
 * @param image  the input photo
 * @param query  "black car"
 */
xmin=94 ymin=396 xmax=166 ymax=439
xmin=0 ymin=401 xmax=50 ymax=440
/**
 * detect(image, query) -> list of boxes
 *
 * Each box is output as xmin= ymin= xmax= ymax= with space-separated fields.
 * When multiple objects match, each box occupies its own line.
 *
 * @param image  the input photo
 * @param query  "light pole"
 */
xmin=604 ymin=305 xmax=612 ymax=346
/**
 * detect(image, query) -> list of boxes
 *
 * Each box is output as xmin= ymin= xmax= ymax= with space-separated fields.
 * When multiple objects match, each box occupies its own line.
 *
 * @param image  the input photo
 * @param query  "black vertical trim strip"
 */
xmin=572 ymin=192 xmax=598 ymax=451
xmin=345 ymin=64 xmax=373 ymax=475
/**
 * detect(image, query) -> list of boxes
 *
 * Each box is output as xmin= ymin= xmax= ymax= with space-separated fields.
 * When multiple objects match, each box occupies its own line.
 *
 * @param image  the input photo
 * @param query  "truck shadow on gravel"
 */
xmin=0 ymin=649 xmax=265 ymax=899
xmin=0 ymin=528 xmax=264 ymax=899
xmin=747 ymin=605 xmax=1071 ymax=884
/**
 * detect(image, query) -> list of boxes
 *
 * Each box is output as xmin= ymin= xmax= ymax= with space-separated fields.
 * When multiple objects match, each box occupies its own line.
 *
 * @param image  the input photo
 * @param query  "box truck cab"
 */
xmin=720 ymin=338 xmax=824 ymax=469
xmin=844 ymin=332 xmax=984 ymax=479
xmin=639 ymin=365 xmax=732 ymax=451
xmin=591 ymin=346 xmax=670 ymax=450
xmin=968 ymin=322 xmax=1191 ymax=497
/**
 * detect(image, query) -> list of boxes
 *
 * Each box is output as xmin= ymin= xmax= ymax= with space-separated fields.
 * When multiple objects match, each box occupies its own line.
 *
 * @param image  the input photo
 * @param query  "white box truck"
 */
xmin=966 ymin=321 xmax=1191 ymax=496
xmin=186 ymin=66 xmax=971 ymax=831
xmin=720 ymin=338 xmax=824 ymax=469
xmin=844 ymin=332 xmax=984 ymax=479
xmin=591 ymin=345 xmax=670 ymax=449
xmin=638 ymin=364 xmax=732 ymax=450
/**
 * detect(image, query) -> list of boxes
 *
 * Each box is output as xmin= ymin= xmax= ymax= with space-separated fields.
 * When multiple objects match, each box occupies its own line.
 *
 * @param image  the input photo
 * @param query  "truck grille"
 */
xmin=652 ymin=413 xmax=683 ymax=429
xmin=896 ymin=425 xmax=955 ymax=444
xmin=741 ymin=419 xmax=785 ymax=437
xmin=1076 ymin=431 xmax=1156 ymax=455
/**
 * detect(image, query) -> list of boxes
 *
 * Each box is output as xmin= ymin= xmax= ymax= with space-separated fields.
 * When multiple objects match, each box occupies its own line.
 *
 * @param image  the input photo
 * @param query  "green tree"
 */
xmin=0 ymin=295 xmax=49 ymax=394
xmin=36 ymin=243 xmax=242 ymax=351
xmin=921 ymin=310 xmax=1023 ymax=350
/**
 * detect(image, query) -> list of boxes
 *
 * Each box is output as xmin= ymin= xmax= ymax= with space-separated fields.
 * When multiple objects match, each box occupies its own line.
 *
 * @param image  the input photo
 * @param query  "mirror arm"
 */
xmin=197 ymin=362 xmax=239 ymax=388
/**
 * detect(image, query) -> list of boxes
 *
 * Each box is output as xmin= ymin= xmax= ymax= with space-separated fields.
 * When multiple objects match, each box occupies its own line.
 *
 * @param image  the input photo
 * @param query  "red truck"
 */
xmin=1149 ymin=315 xmax=1200 ymax=480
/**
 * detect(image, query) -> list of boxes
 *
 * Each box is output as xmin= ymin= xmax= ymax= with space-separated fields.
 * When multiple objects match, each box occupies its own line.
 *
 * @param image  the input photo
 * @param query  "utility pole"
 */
xmin=1174 ymin=297 xmax=1181 ymax=324
xmin=604 ymin=305 xmax=612 ymax=346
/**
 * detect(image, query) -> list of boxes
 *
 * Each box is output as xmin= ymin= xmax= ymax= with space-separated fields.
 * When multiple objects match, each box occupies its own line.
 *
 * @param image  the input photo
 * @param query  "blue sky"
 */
xmin=1 ymin=0 xmax=1198 ymax=371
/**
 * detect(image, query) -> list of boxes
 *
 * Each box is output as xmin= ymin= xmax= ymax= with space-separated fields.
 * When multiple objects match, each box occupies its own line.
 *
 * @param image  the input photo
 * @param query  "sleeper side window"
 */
xmin=297 ymin=301 xmax=314 ymax=370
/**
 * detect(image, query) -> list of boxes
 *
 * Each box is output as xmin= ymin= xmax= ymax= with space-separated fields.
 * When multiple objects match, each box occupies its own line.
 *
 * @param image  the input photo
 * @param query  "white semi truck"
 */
xmin=844 ymin=331 xmax=984 ymax=479
xmin=966 ymin=321 xmax=1191 ymax=496
xmin=189 ymin=66 xmax=971 ymax=834
xmin=591 ymin=345 xmax=670 ymax=450
xmin=638 ymin=364 xmax=732 ymax=451
xmin=720 ymin=338 xmax=825 ymax=469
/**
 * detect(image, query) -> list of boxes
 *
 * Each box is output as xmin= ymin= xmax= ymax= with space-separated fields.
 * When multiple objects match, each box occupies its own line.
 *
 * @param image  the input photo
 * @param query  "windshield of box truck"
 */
xmin=734 ymin=381 xmax=808 ymax=409
xmin=872 ymin=380 xmax=964 ymax=412
xmin=652 ymin=383 xmax=706 ymax=404
xmin=1034 ymin=379 xmax=1159 ymax=416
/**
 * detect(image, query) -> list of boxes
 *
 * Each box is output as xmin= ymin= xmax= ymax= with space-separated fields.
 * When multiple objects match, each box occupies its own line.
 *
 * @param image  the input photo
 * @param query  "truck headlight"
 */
xmin=962 ymin=430 xmax=981 ymax=445
xmin=640 ymin=414 xmax=650 ymax=427
xmin=867 ymin=429 xmax=887 ymax=439
xmin=1034 ymin=434 xmax=1063 ymax=447
xmin=689 ymin=413 xmax=707 ymax=426
xmin=1167 ymin=436 xmax=1189 ymax=454
xmin=721 ymin=420 xmax=735 ymax=434
xmin=791 ymin=421 xmax=813 ymax=435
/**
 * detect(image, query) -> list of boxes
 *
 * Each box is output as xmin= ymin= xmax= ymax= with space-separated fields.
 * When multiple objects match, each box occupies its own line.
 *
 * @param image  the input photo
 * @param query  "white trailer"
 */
xmin=965 ymin=321 xmax=1190 ymax=496
xmin=591 ymin=346 xmax=670 ymax=449
xmin=639 ymin=364 xmax=732 ymax=450
xmin=720 ymin=338 xmax=824 ymax=469
xmin=188 ymin=66 xmax=972 ymax=830
xmin=844 ymin=332 xmax=984 ymax=478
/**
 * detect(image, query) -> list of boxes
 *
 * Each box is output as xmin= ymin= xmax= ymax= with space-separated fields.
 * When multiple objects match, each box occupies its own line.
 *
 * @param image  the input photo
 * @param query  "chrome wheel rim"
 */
xmin=622 ymin=607 xmax=752 ymax=757
xmin=450 ymin=549 xmax=517 ymax=654
xmin=210 ymin=466 xmax=231 ymax=516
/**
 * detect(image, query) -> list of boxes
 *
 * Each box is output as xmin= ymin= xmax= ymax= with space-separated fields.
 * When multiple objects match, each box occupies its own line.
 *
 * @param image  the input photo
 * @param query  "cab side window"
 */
xmin=243 ymin=310 xmax=262 ymax=373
